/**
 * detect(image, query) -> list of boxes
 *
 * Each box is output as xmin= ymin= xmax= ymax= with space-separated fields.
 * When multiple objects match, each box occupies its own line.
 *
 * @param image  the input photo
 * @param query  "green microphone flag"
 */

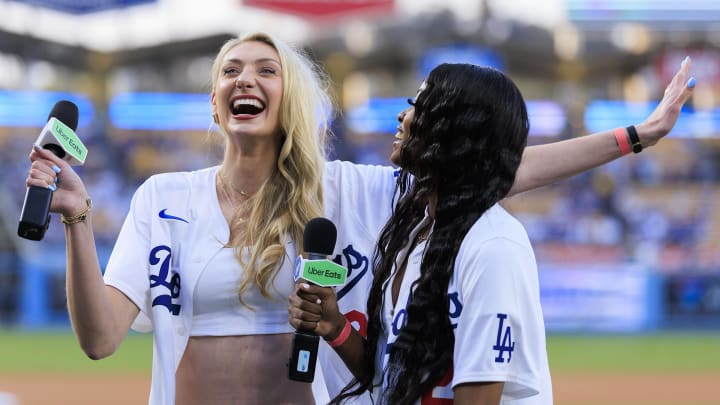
xmin=294 ymin=257 xmax=347 ymax=287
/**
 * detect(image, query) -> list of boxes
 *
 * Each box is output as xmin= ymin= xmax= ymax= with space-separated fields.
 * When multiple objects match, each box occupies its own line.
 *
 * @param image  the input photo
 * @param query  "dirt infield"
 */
xmin=552 ymin=373 xmax=719 ymax=404
xmin=1 ymin=372 xmax=718 ymax=404
xmin=0 ymin=374 xmax=149 ymax=405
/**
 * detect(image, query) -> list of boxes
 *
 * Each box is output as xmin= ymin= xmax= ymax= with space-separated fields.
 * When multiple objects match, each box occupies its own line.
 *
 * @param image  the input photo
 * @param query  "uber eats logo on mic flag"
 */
xmin=294 ymin=257 xmax=348 ymax=287
xmin=51 ymin=119 xmax=87 ymax=162
xmin=37 ymin=117 xmax=87 ymax=165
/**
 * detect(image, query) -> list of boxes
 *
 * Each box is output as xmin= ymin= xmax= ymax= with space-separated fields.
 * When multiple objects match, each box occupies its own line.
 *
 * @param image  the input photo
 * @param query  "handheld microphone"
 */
xmin=18 ymin=100 xmax=87 ymax=241
xmin=288 ymin=217 xmax=337 ymax=383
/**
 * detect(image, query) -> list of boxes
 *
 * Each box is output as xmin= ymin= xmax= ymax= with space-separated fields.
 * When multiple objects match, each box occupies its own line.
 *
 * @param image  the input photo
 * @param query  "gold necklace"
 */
xmin=218 ymin=173 xmax=240 ymax=211
xmin=219 ymin=170 xmax=252 ymax=198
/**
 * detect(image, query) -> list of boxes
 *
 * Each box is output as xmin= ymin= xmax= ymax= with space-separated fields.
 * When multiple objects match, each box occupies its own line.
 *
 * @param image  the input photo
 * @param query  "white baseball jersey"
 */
xmin=320 ymin=160 xmax=398 ymax=403
xmin=102 ymin=161 xmax=397 ymax=404
xmin=379 ymin=205 xmax=553 ymax=404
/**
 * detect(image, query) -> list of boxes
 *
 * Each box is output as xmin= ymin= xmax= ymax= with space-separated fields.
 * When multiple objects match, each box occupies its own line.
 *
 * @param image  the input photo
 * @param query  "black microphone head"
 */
xmin=303 ymin=217 xmax=337 ymax=255
xmin=47 ymin=100 xmax=79 ymax=131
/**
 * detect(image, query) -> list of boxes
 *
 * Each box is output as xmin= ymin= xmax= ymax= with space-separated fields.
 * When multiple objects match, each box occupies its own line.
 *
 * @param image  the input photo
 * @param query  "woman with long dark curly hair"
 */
xmin=287 ymin=54 xmax=694 ymax=404
xmin=293 ymin=63 xmax=550 ymax=404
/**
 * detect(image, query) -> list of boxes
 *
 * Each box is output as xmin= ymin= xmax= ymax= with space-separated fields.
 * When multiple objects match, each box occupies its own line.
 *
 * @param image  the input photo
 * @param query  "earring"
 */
xmin=212 ymin=112 xmax=219 ymax=124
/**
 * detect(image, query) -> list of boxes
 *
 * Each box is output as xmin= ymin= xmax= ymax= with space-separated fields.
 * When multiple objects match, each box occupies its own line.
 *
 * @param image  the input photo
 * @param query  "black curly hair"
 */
xmin=331 ymin=63 xmax=529 ymax=404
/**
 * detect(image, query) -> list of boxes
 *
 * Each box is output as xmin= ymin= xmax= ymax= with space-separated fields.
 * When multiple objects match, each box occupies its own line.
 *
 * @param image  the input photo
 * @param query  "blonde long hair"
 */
xmin=210 ymin=32 xmax=332 ymax=306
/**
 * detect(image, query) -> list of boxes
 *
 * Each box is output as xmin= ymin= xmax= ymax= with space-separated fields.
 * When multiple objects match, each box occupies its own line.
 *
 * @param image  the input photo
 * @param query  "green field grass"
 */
xmin=0 ymin=330 xmax=152 ymax=374
xmin=0 ymin=330 xmax=718 ymax=374
xmin=547 ymin=332 xmax=720 ymax=373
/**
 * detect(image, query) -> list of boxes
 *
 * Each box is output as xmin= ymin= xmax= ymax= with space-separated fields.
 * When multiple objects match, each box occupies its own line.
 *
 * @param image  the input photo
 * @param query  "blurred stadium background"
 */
xmin=0 ymin=0 xmax=719 ymax=404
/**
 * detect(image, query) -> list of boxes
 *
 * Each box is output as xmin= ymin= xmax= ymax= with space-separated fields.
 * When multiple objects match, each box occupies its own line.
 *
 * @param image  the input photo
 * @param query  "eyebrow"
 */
xmin=224 ymin=58 xmax=281 ymax=67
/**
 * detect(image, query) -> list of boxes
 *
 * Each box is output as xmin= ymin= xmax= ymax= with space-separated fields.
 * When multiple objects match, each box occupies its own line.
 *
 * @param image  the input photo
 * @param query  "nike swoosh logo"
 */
xmin=158 ymin=209 xmax=189 ymax=223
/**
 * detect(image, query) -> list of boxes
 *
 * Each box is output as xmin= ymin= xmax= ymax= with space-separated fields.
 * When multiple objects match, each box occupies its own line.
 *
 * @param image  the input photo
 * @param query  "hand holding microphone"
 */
xmin=19 ymin=100 xmax=89 ymax=241
xmin=288 ymin=217 xmax=348 ymax=382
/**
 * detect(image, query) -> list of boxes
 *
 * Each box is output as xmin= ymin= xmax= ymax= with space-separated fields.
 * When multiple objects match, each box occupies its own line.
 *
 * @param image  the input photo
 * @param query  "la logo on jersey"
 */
xmin=493 ymin=313 xmax=514 ymax=363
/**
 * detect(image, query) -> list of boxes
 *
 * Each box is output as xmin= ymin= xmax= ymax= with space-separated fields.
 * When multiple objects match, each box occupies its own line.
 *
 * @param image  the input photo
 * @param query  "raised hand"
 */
xmin=637 ymin=56 xmax=696 ymax=146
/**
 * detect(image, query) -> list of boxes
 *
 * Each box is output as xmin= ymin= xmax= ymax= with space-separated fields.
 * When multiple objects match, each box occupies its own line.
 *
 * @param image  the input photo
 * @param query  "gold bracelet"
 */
xmin=61 ymin=197 xmax=92 ymax=225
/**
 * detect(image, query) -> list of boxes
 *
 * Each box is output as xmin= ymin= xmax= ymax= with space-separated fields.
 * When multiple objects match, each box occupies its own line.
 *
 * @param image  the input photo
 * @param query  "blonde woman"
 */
xmin=27 ymin=30 xmax=693 ymax=405
xmin=29 ymin=32 xmax=329 ymax=405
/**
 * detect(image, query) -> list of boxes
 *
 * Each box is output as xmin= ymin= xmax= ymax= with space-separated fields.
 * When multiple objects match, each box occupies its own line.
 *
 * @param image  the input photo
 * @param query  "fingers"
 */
xmin=287 ymin=298 xmax=322 ymax=332
xmin=288 ymin=291 xmax=322 ymax=314
xmin=681 ymin=57 xmax=696 ymax=101
xmin=296 ymin=289 xmax=322 ymax=306
xmin=28 ymin=145 xmax=66 ymax=189
xmin=30 ymin=160 xmax=57 ymax=180
xmin=287 ymin=314 xmax=319 ymax=332
xmin=657 ymin=57 xmax=695 ymax=125
xmin=288 ymin=282 xmax=342 ymax=335
xmin=665 ymin=57 xmax=692 ymax=95
xmin=28 ymin=160 xmax=61 ymax=191
xmin=679 ymin=57 xmax=696 ymax=94
xmin=288 ymin=286 xmax=323 ymax=327
xmin=288 ymin=304 xmax=321 ymax=324
xmin=637 ymin=56 xmax=697 ymax=147
xmin=674 ymin=57 xmax=696 ymax=95
xmin=675 ymin=63 xmax=696 ymax=114
xmin=30 ymin=144 xmax=67 ymax=168
xmin=678 ymin=56 xmax=690 ymax=81
xmin=298 ymin=282 xmax=336 ymax=301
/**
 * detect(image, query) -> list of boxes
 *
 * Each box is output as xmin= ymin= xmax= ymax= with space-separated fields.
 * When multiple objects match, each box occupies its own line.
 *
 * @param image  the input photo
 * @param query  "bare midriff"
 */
xmin=176 ymin=333 xmax=315 ymax=405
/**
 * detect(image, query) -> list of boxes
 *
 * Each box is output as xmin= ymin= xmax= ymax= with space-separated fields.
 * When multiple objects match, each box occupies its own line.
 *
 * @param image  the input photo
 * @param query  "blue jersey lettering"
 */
xmin=447 ymin=292 xmax=463 ymax=329
xmin=148 ymin=245 xmax=181 ymax=315
xmin=493 ymin=313 xmax=515 ymax=363
xmin=334 ymin=244 xmax=369 ymax=300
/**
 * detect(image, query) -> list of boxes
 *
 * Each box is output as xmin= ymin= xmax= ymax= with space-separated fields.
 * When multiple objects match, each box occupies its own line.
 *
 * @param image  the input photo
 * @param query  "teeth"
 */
xmin=232 ymin=98 xmax=263 ymax=110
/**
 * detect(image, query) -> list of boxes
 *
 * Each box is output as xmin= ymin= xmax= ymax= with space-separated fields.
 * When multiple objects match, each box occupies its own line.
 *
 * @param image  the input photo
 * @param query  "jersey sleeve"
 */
xmin=323 ymin=160 xmax=398 ymax=239
xmin=451 ymin=235 xmax=545 ymax=401
xmin=103 ymin=178 xmax=154 ymax=332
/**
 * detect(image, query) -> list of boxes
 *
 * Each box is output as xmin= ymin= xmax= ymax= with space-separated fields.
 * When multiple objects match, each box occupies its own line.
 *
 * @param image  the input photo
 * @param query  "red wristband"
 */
xmin=327 ymin=319 xmax=352 ymax=348
xmin=614 ymin=127 xmax=631 ymax=155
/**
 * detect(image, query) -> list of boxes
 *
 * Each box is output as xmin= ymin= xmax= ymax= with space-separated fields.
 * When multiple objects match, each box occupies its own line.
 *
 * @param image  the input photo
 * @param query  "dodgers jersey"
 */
xmin=102 ymin=161 xmax=397 ymax=404
xmin=321 ymin=160 xmax=398 ymax=403
xmin=380 ymin=205 xmax=553 ymax=404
